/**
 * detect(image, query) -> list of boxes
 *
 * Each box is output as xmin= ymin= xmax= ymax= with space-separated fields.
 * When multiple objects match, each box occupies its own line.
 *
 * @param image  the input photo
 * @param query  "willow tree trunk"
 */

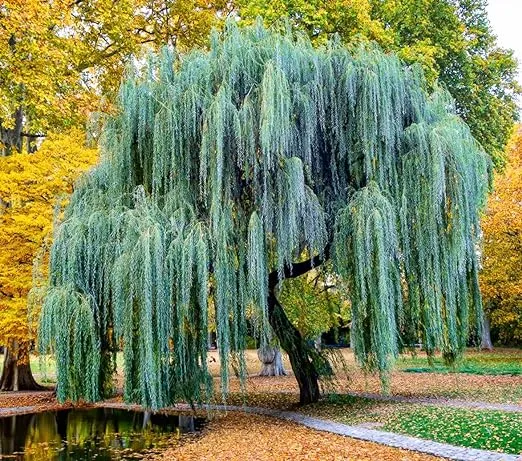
xmin=267 ymin=292 xmax=320 ymax=404
xmin=0 ymin=341 xmax=44 ymax=391
xmin=265 ymin=248 xmax=330 ymax=404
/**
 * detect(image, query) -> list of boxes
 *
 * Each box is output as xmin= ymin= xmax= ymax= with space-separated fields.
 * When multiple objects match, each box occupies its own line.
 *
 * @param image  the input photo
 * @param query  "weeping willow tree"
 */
xmin=37 ymin=21 xmax=490 ymax=408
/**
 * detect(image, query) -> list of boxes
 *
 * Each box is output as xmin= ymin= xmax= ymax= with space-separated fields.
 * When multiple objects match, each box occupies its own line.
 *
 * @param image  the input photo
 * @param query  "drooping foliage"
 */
xmin=238 ymin=0 xmax=521 ymax=168
xmin=38 ymin=22 xmax=490 ymax=408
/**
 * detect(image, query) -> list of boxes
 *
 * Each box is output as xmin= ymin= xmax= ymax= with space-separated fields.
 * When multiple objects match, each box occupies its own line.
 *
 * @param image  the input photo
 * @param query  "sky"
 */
xmin=486 ymin=0 xmax=522 ymax=85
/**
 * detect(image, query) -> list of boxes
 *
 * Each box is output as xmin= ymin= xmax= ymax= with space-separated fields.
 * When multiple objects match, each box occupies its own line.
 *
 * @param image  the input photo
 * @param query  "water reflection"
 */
xmin=0 ymin=408 xmax=205 ymax=460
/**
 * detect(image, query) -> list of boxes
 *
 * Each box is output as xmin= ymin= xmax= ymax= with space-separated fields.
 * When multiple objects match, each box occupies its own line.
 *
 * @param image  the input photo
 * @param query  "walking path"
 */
xmin=344 ymin=392 xmax=522 ymax=413
xmin=100 ymin=402 xmax=521 ymax=461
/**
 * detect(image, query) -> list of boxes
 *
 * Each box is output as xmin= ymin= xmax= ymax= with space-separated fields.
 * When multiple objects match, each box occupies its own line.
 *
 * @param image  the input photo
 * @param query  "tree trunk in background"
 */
xmin=268 ymin=292 xmax=320 ymax=404
xmin=0 ymin=340 xmax=44 ymax=391
xmin=0 ymin=107 xmax=24 ymax=156
xmin=26 ymin=134 xmax=39 ymax=153
xmin=481 ymin=315 xmax=494 ymax=351
xmin=257 ymin=346 xmax=287 ymax=376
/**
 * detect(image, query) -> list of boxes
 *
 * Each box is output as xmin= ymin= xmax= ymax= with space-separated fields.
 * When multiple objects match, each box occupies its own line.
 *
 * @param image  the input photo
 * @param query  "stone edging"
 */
xmin=99 ymin=402 xmax=521 ymax=461
xmin=0 ymin=405 xmax=37 ymax=416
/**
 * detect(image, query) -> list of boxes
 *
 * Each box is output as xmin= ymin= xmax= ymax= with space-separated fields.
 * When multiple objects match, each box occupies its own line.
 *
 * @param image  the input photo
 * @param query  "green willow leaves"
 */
xmin=39 ymin=22 xmax=490 ymax=408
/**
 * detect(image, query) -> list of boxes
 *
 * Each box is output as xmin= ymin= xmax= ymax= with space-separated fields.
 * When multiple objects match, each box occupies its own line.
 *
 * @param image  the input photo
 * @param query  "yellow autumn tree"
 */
xmin=0 ymin=131 xmax=97 ymax=390
xmin=480 ymin=126 xmax=522 ymax=346
xmin=1 ymin=0 xmax=229 ymax=155
xmin=0 ymin=0 xmax=99 ymax=154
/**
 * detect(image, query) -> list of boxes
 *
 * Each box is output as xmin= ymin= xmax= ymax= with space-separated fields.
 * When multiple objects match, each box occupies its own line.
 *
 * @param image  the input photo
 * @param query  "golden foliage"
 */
xmin=0 ymin=131 xmax=98 ymax=345
xmin=0 ymin=0 xmax=229 ymax=141
xmin=71 ymin=0 xmax=231 ymax=101
xmin=0 ymin=0 xmax=97 ymax=133
xmin=480 ymin=126 xmax=522 ymax=343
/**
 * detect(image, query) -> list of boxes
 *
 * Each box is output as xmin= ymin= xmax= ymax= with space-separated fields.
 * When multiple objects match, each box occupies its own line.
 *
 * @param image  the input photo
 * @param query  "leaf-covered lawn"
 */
xmin=383 ymin=406 xmax=522 ymax=455
xmin=301 ymin=394 xmax=522 ymax=454
xmin=151 ymin=412 xmax=442 ymax=461
xmin=26 ymin=348 xmax=522 ymax=404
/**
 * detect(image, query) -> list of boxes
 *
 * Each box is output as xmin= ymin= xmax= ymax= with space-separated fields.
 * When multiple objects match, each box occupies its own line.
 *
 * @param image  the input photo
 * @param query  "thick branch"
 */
xmin=21 ymin=132 xmax=45 ymax=138
xmin=268 ymin=243 xmax=330 ymax=290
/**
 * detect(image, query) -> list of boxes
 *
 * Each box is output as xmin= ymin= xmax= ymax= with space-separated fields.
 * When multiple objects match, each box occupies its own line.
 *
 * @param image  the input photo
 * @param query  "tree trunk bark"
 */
xmin=481 ymin=315 xmax=494 ymax=351
xmin=265 ymin=245 xmax=330 ymax=404
xmin=0 ymin=107 xmax=24 ymax=156
xmin=0 ymin=341 xmax=44 ymax=391
xmin=268 ymin=292 xmax=320 ymax=404
xmin=257 ymin=346 xmax=287 ymax=376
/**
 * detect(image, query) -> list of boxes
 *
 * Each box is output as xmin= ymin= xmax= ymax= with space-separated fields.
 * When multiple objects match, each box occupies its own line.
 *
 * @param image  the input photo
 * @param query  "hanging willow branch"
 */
xmin=38 ymin=21 xmax=490 ymax=409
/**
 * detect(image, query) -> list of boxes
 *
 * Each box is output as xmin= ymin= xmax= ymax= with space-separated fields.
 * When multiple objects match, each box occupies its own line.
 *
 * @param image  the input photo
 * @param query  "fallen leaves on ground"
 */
xmin=0 ymin=390 xmax=56 ymax=409
xmin=149 ymin=412 xmax=443 ymax=461
xmin=216 ymin=349 xmax=522 ymax=405
xmin=27 ymin=348 xmax=522 ymax=404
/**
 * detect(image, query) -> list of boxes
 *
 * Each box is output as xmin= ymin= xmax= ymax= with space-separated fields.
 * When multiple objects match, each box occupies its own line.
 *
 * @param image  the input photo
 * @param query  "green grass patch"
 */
xmin=384 ymin=406 xmax=522 ymax=454
xmin=304 ymin=394 xmax=522 ymax=454
xmin=303 ymin=394 xmax=399 ymax=426
xmin=397 ymin=350 xmax=522 ymax=376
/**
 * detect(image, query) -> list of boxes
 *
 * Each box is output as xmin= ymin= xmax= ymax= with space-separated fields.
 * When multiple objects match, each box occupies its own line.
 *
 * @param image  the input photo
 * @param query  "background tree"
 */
xmin=0 ymin=131 xmax=97 ymax=390
xmin=237 ymin=0 xmax=520 ymax=167
xmin=38 ymin=24 xmax=489 ymax=407
xmin=236 ymin=0 xmax=389 ymax=46
xmin=0 ymin=0 xmax=96 ymax=155
xmin=480 ymin=126 xmax=522 ymax=346
xmin=0 ymin=0 xmax=230 ymax=155
xmin=70 ymin=0 xmax=232 ymax=102
xmin=279 ymin=270 xmax=349 ymax=343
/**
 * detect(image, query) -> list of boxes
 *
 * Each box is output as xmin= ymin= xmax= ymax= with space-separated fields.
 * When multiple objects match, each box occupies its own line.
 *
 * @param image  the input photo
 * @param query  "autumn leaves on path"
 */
xmin=155 ymin=412 xmax=441 ymax=461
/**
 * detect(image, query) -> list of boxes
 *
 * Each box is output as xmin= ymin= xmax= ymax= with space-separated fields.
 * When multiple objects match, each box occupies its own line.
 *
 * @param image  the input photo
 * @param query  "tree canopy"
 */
xmin=38 ymin=23 xmax=490 ymax=408
xmin=238 ymin=0 xmax=520 ymax=167
xmin=2 ymin=0 xmax=516 ymax=166
xmin=0 ymin=0 xmax=228 ymax=154
xmin=0 ymin=0 xmax=95 ymax=154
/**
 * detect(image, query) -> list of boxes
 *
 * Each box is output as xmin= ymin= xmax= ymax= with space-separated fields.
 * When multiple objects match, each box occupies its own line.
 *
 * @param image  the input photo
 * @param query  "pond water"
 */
xmin=0 ymin=407 xmax=206 ymax=460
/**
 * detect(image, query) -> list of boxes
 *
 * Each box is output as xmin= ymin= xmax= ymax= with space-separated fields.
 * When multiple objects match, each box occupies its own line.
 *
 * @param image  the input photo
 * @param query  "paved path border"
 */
xmin=344 ymin=392 xmax=522 ymax=413
xmin=0 ymin=405 xmax=37 ymax=416
xmin=99 ymin=402 xmax=520 ymax=461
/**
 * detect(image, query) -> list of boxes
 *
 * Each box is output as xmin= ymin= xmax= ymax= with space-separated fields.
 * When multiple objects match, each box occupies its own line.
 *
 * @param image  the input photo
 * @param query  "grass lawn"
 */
xmin=396 ymin=348 xmax=522 ymax=376
xmin=383 ymin=406 xmax=522 ymax=455
xmin=28 ymin=354 xmax=57 ymax=384
xmin=302 ymin=394 xmax=522 ymax=454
